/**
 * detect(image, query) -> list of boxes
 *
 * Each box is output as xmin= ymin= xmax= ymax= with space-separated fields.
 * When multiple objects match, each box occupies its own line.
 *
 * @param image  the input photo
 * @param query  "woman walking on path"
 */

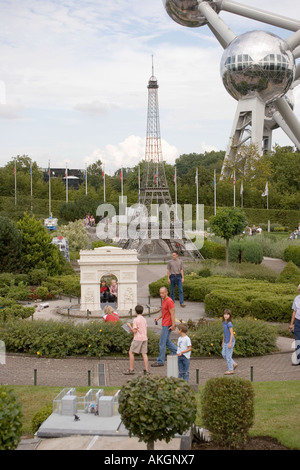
xmin=222 ymin=309 xmax=238 ymax=375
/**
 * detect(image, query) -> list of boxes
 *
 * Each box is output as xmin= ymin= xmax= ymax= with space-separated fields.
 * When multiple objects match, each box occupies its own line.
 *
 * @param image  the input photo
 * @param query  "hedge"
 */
xmin=0 ymin=317 xmax=277 ymax=358
xmin=204 ymin=206 xmax=300 ymax=231
xmin=149 ymin=275 xmax=296 ymax=322
xmin=283 ymin=246 xmax=300 ymax=266
xmin=190 ymin=317 xmax=277 ymax=357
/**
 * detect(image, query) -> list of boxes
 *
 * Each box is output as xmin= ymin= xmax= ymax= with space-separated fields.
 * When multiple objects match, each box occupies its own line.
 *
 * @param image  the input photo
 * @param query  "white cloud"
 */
xmin=0 ymin=0 xmax=299 ymax=172
xmin=83 ymin=135 xmax=180 ymax=174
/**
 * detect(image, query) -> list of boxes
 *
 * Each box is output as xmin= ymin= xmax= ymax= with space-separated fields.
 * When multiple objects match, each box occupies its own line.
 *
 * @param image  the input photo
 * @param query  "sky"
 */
xmin=0 ymin=0 xmax=300 ymax=174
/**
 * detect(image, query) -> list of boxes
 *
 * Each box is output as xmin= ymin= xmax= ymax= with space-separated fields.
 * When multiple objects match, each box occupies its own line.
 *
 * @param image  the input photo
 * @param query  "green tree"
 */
xmin=17 ymin=213 xmax=61 ymax=275
xmin=118 ymin=375 xmax=197 ymax=450
xmin=0 ymin=216 xmax=23 ymax=272
xmin=209 ymin=207 xmax=248 ymax=266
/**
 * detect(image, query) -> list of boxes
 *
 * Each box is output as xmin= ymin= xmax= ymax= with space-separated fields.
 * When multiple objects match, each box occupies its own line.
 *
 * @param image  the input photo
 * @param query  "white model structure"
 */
xmin=162 ymin=0 xmax=300 ymax=176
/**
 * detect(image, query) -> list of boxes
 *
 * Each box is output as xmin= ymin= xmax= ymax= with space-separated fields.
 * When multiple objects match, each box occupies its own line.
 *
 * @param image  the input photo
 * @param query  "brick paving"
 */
xmin=1 ymin=350 xmax=299 ymax=388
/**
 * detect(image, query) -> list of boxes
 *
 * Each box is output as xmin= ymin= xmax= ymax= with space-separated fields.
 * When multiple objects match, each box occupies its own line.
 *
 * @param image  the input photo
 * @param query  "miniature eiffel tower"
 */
xmin=120 ymin=60 xmax=202 ymax=259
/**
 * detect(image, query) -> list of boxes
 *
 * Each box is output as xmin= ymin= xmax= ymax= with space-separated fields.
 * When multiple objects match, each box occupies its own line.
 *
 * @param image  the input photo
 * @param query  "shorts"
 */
xmin=130 ymin=340 xmax=148 ymax=354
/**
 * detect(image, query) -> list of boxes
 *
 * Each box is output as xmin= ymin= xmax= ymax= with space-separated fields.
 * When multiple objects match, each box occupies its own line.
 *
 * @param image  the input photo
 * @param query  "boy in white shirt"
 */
xmin=177 ymin=323 xmax=192 ymax=382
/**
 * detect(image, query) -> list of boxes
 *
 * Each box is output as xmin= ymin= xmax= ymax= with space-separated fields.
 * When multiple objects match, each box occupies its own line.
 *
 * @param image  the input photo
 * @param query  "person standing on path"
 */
xmin=290 ymin=284 xmax=300 ymax=365
xmin=177 ymin=323 xmax=192 ymax=382
xmin=167 ymin=251 xmax=186 ymax=308
xmin=151 ymin=286 xmax=177 ymax=367
xmin=124 ymin=305 xmax=149 ymax=375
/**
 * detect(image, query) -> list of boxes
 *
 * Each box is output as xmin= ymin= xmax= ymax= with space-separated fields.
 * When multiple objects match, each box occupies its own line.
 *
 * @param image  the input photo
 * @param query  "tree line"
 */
xmin=0 ymin=145 xmax=300 ymax=223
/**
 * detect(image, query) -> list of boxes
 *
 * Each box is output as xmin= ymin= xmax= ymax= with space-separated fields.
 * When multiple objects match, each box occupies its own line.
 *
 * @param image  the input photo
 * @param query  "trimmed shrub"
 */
xmin=0 ymin=386 xmax=23 ymax=450
xmin=31 ymin=403 xmax=53 ymax=435
xmin=190 ymin=318 xmax=277 ymax=357
xmin=149 ymin=275 xmax=295 ymax=322
xmin=119 ymin=375 xmax=196 ymax=450
xmin=229 ymin=240 xmax=263 ymax=264
xmin=0 ymin=297 xmax=35 ymax=321
xmin=200 ymin=239 xmax=225 ymax=260
xmin=283 ymin=245 xmax=300 ymax=266
xmin=276 ymin=261 xmax=300 ymax=286
xmin=201 ymin=376 xmax=254 ymax=449
xmin=0 ymin=319 xmax=159 ymax=358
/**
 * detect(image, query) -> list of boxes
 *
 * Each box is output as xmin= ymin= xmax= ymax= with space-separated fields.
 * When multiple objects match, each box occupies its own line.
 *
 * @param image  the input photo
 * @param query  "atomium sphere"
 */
xmin=162 ymin=0 xmax=220 ymax=28
xmin=221 ymin=31 xmax=295 ymax=104
xmin=264 ymin=90 xmax=295 ymax=130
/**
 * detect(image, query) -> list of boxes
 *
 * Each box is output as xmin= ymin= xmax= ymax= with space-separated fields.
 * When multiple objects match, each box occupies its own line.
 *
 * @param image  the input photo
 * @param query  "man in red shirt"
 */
xmin=151 ymin=286 xmax=177 ymax=367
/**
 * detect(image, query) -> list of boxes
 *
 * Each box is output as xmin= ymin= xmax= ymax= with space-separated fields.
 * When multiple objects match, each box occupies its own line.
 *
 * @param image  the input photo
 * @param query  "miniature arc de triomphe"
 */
xmin=78 ymin=246 xmax=139 ymax=315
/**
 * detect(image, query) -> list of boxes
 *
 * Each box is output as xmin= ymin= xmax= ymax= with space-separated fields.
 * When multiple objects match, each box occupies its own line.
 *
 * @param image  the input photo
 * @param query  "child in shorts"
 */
xmin=124 ymin=305 xmax=149 ymax=375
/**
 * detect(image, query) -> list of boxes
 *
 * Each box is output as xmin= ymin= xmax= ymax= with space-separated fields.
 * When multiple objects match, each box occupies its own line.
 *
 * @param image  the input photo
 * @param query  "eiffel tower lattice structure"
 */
xmin=119 ymin=62 xmax=202 ymax=259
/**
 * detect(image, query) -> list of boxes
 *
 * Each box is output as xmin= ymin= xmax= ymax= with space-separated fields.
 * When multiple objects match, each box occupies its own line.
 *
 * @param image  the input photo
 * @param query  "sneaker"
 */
xmin=180 ymin=304 xmax=186 ymax=308
xmin=224 ymin=370 xmax=234 ymax=375
xmin=123 ymin=369 xmax=135 ymax=375
xmin=151 ymin=362 xmax=164 ymax=367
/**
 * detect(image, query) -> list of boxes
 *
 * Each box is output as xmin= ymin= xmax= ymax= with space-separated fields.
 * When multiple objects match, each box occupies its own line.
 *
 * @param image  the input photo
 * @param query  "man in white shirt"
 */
xmin=290 ymin=284 xmax=300 ymax=365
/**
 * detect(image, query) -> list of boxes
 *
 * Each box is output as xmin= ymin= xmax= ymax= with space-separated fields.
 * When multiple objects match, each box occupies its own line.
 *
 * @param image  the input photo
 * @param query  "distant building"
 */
xmin=42 ymin=168 xmax=84 ymax=189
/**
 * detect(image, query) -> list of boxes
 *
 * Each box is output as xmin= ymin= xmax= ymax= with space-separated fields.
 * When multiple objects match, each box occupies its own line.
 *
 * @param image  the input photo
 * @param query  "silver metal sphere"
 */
xmin=221 ymin=31 xmax=295 ymax=104
xmin=162 ymin=0 xmax=220 ymax=28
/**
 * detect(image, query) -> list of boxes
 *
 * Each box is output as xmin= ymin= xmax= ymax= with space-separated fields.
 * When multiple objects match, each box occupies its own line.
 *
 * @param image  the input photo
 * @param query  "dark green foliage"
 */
xmin=229 ymin=240 xmax=263 ymax=264
xmin=0 ymin=216 xmax=23 ymax=272
xmin=0 ymin=386 xmax=23 ymax=450
xmin=149 ymin=275 xmax=294 ymax=322
xmin=283 ymin=246 xmax=300 ymax=266
xmin=190 ymin=318 xmax=277 ymax=357
xmin=276 ymin=261 xmax=300 ymax=285
xmin=201 ymin=376 xmax=254 ymax=448
xmin=119 ymin=375 xmax=196 ymax=449
xmin=31 ymin=403 xmax=53 ymax=435
xmin=0 ymin=319 xmax=159 ymax=358
xmin=17 ymin=213 xmax=61 ymax=275
xmin=200 ymin=240 xmax=225 ymax=259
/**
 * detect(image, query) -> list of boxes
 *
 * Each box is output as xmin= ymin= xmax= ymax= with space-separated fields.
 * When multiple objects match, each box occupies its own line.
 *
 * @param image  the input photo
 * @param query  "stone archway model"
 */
xmin=78 ymin=246 xmax=139 ymax=316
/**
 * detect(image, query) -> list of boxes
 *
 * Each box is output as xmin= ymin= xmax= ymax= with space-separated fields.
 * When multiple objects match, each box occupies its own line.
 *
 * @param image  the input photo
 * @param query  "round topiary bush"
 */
xmin=0 ymin=385 xmax=23 ymax=450
xmin=283 ymin=246 xmax=300 ymax=266
xmin=201 ymin=376 xmax=254 ymax=449
xmin=118 ymin=375 xmax=197 ymax=450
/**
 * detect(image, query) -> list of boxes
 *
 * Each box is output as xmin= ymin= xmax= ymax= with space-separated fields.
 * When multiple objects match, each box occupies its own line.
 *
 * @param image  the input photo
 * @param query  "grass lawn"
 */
xmin=9 ymin=380 xmax=300 ymax=449
xmin=10 ymin=385 xmax=119 ymax=436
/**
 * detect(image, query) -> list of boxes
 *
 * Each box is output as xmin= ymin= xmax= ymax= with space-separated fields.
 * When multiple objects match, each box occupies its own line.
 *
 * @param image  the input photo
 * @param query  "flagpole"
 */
xmin=65 ymin=161 xmax=68 ymax=204
xmin=214 ymin=169 xmax=216 ymax=215
xmin=240 ymin=178 xmax=243 ymax=209
xmin=196 ymin=167 xmax=199 ymax=221
xmin=14 ymin=158 xmax=17 ymax=206
xmin=121 ymin=167 xmax=123 ymax=203
xmin=103 ymin=165 xmax=106 ymax=203
xmin=138 ymin=165 xmax=140 ymax=196
xmin=30 ymin=160 xmax=33 ymax=213
xmin=48 ymin=160 xmax=51 ymax=215
xmin=85 ymin=164 xmax=87 ymax=196
xmin=233 ymin=169 xmax=236 ymax=207
xmin=174 ymin=166 xmax=177 ymax=219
